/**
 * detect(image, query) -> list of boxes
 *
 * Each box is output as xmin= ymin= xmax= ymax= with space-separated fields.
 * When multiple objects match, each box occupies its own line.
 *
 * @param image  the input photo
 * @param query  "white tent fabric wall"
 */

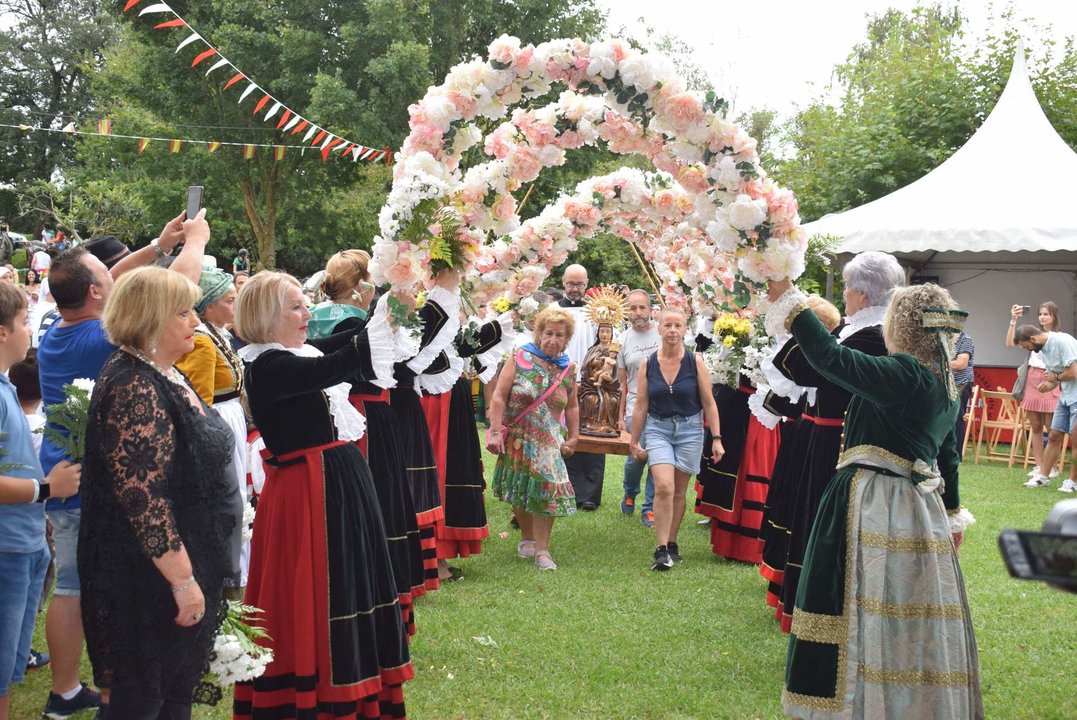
xmin=803 ymin=42 xmax=1077 ymax=366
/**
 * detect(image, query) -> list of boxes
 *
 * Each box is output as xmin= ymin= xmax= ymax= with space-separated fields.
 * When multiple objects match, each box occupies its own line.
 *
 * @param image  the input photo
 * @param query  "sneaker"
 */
xmin=517 ymin=540 xmax=536 ymax=558
xmin=43 ymin=684 xmax=102 ymax=720
xmin=1049 ymin=467 xmax=1061 ymax=478
xmin=620 ymin=495 xmax=636 ymax=515
xmin=1059 ymin=479 xmax=1077 ymax=493
xmin=667 ymin=542 xmax=682 ymax=563
xmin=652 ymin=545 xmax=674 ymax=571
xmin=26 ymin=648 xmax=50 ymax=671
xmin=1028 ymin=466 xmax=1042 ymax=477
xmin=1023 ymin=474 xmax=1050 ymax=488
xmin=535 ymin=550 xmax=557 ymax=571
xmin=641 ymin=510 xmax=656 ymax=528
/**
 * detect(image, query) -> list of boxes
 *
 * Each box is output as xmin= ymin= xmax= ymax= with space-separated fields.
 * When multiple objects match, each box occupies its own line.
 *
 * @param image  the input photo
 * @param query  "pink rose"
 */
xmin=653 ymin=190 xmax=677 ymax=216
xmin=510 ymin=147 xmax=542 ymax=182
xmin=491 ymin=194 xmax=517 ymax=221
xmin=658 ymin=92 xmax=704 ymax=132
xmin=514 ymin=46 xmax=535 ymax=74
xmin=448 ymin=91 xmax=477 ymax=118
xmin=385 ymin=256 xmax=419 ymax=288
xmin=484 ymin=125 xmax=515 ymax=159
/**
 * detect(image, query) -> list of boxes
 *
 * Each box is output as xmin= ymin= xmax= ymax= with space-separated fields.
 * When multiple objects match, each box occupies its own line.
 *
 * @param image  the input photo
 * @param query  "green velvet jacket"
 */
xmin=783 ymin=305 xmax=961 ymax=706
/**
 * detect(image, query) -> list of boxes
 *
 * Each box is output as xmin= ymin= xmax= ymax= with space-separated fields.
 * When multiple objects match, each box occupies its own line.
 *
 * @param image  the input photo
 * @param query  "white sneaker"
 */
xmin=1028 ymin=466 xmax=1041 ymax=477
xmin=1024 ymin=474 xmax=1050 ymax=488
xmin=1049 ymin=467 xmax=1060 ymax=478
xmin=1059 ymin=479 xmax=1077 ymax=493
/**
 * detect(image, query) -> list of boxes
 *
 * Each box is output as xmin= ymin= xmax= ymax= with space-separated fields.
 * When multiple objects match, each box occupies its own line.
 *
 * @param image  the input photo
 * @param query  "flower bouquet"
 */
xmin=39 ymin=378 xmax=94 ymax=463
xmin=194 ymin=600 xmax=273 ymax=705
xmin=702 ymin=314 xmax=767 ymax=388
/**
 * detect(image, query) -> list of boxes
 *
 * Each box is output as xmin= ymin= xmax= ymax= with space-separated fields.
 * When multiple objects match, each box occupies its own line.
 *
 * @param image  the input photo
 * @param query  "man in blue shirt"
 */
xmin=38 ymin=211 xmax=208 ymax=719
xmin=1016 ymin=325 xmax=1077 ymax=490
xmin=950 ymin=331 xmax=975 ymax=459
xmin=0 ymin=283 xmax=80 ymax=720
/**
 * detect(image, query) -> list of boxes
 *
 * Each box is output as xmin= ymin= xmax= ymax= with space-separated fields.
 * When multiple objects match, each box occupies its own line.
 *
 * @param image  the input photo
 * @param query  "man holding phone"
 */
xmin=1015 ymin=324 xmax=1077 ymax=491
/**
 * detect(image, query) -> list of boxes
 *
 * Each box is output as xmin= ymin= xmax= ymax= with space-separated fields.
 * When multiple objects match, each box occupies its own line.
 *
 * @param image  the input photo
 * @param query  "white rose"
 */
xmin=706 ymin=217 xmax=740 ymax=253
xmin=618 ymin=55 xmax=657 ymax=92
xmin=726 ymin=194 xmax=768 ymax=231
xmin=709 ymin=156 xmax=742 ymax=192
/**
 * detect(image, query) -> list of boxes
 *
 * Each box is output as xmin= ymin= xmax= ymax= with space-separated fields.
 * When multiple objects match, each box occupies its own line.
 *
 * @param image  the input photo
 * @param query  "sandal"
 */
xmin=517 ymin=540 xmax=536 ymax=558
xmin=534 ymin=550 xmax=557 ymax=571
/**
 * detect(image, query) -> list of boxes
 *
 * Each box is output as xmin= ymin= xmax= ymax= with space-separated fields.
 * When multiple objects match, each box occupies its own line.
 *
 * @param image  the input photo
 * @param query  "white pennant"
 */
xmin=359 ymin=147 xmax=375 ymax=160
xmin=139 ymin=3 xmax=175 ymax=16
xmin=175 ymin=33 xmax=201 ymax=53
xmin=238 ymin=82 xmax=258 ymax=103
xmin=204 ymin=58 xmax=230 ymax=76
xmin=264 ymin=102 xmax=283 ymax=121
xmin=303 ymin=125 xmax=318 ymax=142
xmin=319 ymin=134 xmax=335 ymax=150
xmin=283 ymin=115 xmax=301 ymax=132
xmin=338 ymin=141 xmax=353 ymax=154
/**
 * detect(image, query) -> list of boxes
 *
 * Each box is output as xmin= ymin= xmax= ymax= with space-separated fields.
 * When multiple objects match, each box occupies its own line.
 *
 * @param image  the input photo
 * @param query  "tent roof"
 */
xmin=802 ymin=44 xmax=1077 ymax=254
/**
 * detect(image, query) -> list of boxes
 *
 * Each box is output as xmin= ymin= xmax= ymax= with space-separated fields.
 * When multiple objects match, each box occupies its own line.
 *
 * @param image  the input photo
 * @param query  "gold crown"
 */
xmin=584 ymin=285 xmax=629 ymax=327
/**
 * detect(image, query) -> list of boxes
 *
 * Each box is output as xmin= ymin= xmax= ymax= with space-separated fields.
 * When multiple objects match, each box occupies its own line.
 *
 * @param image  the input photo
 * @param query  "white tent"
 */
xmin=802 ymin=44 xmax=1077 ymax=366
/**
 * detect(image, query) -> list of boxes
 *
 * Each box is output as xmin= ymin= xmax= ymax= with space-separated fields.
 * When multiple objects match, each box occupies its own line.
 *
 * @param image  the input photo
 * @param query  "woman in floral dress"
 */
xmin=487 ymin=306 xmax=579 ymax=571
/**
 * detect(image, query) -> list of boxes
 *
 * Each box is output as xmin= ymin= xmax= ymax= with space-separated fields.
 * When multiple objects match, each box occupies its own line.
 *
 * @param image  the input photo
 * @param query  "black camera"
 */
xmin=999 ymin=499 xmax=1077 ymax=594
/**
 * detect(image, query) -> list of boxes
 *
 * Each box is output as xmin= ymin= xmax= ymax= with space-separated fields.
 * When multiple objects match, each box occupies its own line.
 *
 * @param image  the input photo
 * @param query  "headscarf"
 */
xmin=196 ymin=268 xmax=234 ymax=314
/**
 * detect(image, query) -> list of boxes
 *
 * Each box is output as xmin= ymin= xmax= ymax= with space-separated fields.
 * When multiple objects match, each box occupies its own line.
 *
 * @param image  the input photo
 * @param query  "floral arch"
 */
xmin=371 ymin=34 xmax=806 ymax=313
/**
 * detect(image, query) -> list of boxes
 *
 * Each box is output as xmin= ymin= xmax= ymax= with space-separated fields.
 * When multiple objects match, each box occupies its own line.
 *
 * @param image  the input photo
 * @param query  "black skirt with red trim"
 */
xmin=351 ymin=396 xmax=428 ymax=634
xmin=233 ymin=442 xmax=413 ymax=720
xmin=759 ymin=414 xmax=814 ymax=606
xmin=420 ymin=378 xmax=489 ymax=560
xmin=694 ymin=382 xmax=751 ymax=520
xmin=388 ymin=386 xmax=443 ymax=591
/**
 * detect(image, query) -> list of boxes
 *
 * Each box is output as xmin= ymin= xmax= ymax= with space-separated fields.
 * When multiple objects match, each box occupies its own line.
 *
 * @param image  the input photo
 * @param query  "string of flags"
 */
xmin=120 ymin=0 xmax=390 ymax=164
xmin=3 ymin=121 xmax=391 ymax=163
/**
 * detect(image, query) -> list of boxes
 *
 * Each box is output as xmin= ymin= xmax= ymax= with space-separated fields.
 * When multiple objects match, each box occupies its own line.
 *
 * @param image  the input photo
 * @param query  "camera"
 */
xmin=999 ymin=499 xmax=1077 ymax=594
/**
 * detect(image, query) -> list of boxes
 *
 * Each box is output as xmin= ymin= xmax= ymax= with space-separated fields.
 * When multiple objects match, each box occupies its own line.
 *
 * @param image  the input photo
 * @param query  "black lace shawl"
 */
xmin=79 ymin=351 xmax=239 ymax=699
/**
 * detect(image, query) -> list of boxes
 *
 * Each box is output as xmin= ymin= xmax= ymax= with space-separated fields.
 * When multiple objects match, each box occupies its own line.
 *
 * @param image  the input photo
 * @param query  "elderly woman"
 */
xmin=80 ymin=266 xmax=242 ymax=718
xmin=174 ymin=268 xmax=248 ymax=582
xmin=307 ymin=249 xmax=426 ymax=633
xmin=233 ymin=272 xmax=412 ymax=720
xmin=487 ymin=306 xmax=579 ymax=571
xmin=630 ymin=307 xmax=723 ymax=571
xmin=766 ymin=278 xmax=981 ymax=719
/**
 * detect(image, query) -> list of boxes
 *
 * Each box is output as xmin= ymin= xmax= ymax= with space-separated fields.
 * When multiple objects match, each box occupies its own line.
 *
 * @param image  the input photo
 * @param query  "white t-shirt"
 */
xmin=617 ymin=324 xmax=661 ymax=420
xmin=31 ymin=250 xmax=51 ymax=273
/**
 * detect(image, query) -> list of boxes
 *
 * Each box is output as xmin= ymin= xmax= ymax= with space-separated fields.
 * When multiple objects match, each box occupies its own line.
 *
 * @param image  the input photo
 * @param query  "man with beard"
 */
xmin=554 ymin=265 xmax=601 ymax=509
xmin=1016 ymin=324 xmax=1077 ymax=491
xmin=617 ymin=290 xmax=661 ymax=525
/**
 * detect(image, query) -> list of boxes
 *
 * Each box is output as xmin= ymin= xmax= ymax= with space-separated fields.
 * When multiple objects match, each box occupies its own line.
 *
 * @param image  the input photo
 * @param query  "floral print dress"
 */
xmin=492 ymin=349 xmax=576 ymax=516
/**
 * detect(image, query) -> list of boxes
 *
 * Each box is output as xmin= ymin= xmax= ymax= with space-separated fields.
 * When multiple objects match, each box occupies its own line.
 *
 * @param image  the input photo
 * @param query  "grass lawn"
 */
xmin=11 ymin=455 xmax=1075 ymax=719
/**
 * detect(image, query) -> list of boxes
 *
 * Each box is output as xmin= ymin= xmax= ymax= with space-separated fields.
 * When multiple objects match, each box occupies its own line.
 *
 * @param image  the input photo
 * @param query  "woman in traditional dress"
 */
xmin=631 ymin=307 xmax=724 ymax=571
xmin=308 ymin=249 xmax=427 ymax=635
xmin=82 ymin=267 xmax=242 ymax=716
xmin=175 ymin=268 xmax=250 ymax=585
xmin=1007 ymin=301 xmax=1062 ymax=484
xmin=487 ymin=306 xmax=579 ymax=570
xmin=766 ymin=278 xmax=981 ymax=720
xmin=233 ymin=272 xmax=413 ymax=720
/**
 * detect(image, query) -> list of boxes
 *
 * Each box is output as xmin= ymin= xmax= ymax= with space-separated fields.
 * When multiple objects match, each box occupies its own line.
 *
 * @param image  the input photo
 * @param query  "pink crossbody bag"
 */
xmin=488 ymin=364 xmax=571 ymax=454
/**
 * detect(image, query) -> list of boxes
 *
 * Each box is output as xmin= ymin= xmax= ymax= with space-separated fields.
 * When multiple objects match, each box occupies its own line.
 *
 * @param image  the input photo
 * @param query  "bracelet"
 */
xmin=713 ymin=435 xmax=723 ymax=441
xmin=1009 ymin=321 xmax=1016 ymax=325
xmin=30 ymin=479 xmax=39 ymax=503
xmin=171 ymin=576 xmax=196 ymax=594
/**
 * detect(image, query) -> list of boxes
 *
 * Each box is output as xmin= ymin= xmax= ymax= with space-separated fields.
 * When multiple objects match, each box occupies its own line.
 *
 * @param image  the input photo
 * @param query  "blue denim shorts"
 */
xmin=643 ymin=412 xmax=704 ymax=475
xmin=45 ymin=507 xmax=80 ymax=597
xmin=1051 ymin=400 xmax=1077 ymax=435
xmin=0 ymin=548 xmax=50 ymax=695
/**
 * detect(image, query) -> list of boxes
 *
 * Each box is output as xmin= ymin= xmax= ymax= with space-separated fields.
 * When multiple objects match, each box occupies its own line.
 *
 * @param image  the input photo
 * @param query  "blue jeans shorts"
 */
xmin=45 ymin=507 xmax=80 ymax=597
xmin=1051 ymin=400 xmax=1077 ymax=435
xmin=643 ymin=412 xmax=704 ymax=475
xmin=0 ymin=548 xmax=50 ymax=695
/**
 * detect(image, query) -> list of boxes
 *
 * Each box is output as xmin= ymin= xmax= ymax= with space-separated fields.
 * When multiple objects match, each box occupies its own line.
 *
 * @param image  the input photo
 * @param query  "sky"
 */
xmin=599 ymin=0 xmax=1077 ymax=115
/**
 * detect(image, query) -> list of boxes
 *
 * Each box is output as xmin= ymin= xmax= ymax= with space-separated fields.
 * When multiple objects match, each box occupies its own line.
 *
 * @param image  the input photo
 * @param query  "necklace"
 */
xmin=125 ymin=346 xmax=190 ymax=390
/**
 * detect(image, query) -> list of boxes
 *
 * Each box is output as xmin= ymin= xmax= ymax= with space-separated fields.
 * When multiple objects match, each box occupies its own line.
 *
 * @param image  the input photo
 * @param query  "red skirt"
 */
xmin=708 ymin=414 xmax=781 ymax=564
xmin=234 ymin=441 xmax=413 ymax=720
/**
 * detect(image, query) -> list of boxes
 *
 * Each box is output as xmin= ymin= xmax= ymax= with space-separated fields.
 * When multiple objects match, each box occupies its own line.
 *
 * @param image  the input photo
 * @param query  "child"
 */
xmin=0 ymin=283 xmax=79 ymax=720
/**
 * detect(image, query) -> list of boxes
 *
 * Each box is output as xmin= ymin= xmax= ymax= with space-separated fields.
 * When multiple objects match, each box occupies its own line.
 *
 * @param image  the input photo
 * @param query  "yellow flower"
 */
xmin=416 ymin=291 xmax=427 ymax=308
xmin=492 ymin=296 xmax=511 ymax=314
xmin=722 ymin=335 xmax=737 ymax=348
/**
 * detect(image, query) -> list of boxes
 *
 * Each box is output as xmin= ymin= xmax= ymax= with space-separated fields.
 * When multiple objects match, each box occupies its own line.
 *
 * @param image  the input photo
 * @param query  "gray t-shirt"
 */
xmin=617 ymin=325 xmax=661 ymax=420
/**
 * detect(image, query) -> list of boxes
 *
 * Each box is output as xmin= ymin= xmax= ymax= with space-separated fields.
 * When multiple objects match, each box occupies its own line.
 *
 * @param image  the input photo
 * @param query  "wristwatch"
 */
xmin=150 ymin=237 xmax=164 ymax=256
xmin=35 ymin=480 xmax=51 ymax=503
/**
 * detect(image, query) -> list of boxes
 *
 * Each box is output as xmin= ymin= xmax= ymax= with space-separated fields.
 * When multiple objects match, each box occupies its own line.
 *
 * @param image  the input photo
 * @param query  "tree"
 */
xmin=71 ymin=0 xmax=606 ymax=270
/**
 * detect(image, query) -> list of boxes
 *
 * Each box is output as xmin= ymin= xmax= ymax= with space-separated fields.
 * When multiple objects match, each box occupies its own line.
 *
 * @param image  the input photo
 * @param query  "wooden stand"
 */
xmin=575 ymin=430 xmax=632 ymax=456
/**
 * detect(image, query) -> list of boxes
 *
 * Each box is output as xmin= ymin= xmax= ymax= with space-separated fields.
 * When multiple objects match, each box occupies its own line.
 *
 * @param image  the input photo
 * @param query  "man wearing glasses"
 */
xmin=555 ymin=265 xmax=603 ymax=510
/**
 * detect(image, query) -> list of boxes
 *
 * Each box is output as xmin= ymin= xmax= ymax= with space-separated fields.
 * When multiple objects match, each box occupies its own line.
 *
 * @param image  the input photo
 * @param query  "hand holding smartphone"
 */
xmin=185 ymin=186 xmax=204 ymax=220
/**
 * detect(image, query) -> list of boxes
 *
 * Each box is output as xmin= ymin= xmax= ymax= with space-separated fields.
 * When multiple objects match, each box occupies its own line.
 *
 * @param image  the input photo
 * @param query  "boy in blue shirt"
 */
xmin=0 ymin=283 xmax=80 ymax=720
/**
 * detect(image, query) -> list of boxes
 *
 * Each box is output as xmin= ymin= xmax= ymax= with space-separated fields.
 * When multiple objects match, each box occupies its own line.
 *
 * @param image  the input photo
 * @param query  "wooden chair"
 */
xmin=1022 ymin=418 xmax=1070 ymax=475
xmin=960 ymin=385 xmax=980 ymax=460
xmin=973 ymin=388 xmax=1026 ymax=466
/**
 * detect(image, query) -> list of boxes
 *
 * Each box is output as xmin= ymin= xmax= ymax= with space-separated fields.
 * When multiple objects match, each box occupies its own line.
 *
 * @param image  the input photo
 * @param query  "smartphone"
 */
xmin=998 ymin=529 xmax=1077 ymax=588
xmin=185 ymin=186 xmax=204 ymax=220
xmin=1022 ymin=305 xmax=1031 ymax=314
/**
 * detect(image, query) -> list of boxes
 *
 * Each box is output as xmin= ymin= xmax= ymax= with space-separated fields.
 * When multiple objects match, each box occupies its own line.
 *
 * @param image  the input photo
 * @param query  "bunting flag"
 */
xmin=122 ymin=0 xmax=391 ymax=166
xmin=0 ymin=121 xmax=392 ymax=164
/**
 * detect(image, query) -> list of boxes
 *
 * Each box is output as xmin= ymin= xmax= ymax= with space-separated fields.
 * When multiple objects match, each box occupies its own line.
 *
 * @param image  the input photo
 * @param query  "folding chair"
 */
xmin=960 ymin=385 xmax=980 ymax=460
xmin=973 ymin=388 xmax=1025 ymax=466
xmin=1021 ymin=412 xmax=1070 ymax=475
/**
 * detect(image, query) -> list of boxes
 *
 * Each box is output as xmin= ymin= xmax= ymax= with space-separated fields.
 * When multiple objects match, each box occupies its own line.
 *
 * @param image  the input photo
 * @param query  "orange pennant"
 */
xmin=208 ymin=141 xmax=221 ymax=154
xmin=310 ymin=130 xmax=327 ymax=147
xmin=191 ymin=48 xmax=218 ymax=68
xmin=290 ymin=119 xmax=309 ymax=136
xmin=223 ymin=72 xmax=245 ymax=90
xmin=276 ymin=109 xmax=292 ymax=129
xmin=123 ymin=0 xmax=141 ymax=11
xmin=138 ymin=138 xmax=151 ymax=153
xmin=253 ymin=94 xmax=271 ymax=114
xmin=154 ymin=19 xmax=185 ymax=29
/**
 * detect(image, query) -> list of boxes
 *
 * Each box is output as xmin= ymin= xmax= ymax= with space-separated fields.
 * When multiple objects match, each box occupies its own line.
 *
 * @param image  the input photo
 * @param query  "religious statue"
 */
xmin=578 ymin=286 xmax=629 ymax=437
